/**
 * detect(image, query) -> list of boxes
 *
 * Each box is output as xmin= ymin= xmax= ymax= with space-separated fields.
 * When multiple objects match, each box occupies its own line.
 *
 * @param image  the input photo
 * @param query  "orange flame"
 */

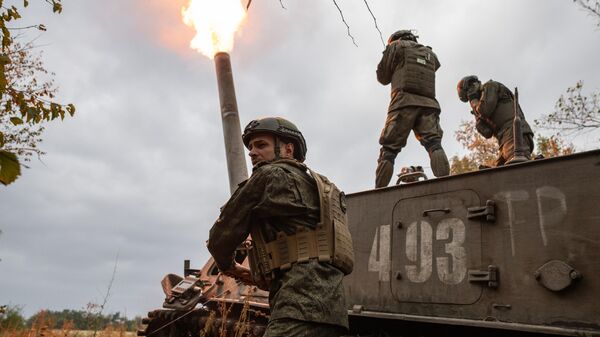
xmin=181 ymin=0 xmax=247 ymax=59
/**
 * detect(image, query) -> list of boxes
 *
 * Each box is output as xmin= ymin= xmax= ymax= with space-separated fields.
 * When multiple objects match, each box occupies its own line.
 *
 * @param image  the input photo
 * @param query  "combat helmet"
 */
xmin=457 ymin=75 xmax=480 ymax=102
xmin=242 ymin=117 xmax=307 ymax=162
xmin=388 ymin=30 xmax=418 ymax=44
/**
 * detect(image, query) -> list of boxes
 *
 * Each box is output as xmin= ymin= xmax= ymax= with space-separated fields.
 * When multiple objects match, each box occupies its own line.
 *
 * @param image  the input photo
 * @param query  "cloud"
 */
xmin=1 ymin=0 xmax=599 ymax=318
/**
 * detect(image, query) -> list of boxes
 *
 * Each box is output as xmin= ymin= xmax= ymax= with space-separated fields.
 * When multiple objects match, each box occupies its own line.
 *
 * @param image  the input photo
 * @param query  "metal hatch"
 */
xmin=391 ymin=189 xmax=483 ymax=305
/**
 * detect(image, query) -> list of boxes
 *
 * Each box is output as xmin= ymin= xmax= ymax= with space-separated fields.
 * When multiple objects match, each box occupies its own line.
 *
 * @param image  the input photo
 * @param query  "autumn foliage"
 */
xmin=1 ymin=306 xmax=140 ymax=337
xmin=0 ymin=0 xmax=75 ymax=185
xmin=450 ymin=120 xmax=576 ymax=175
xmin=450 ymin=120 xmax=498 ymax=174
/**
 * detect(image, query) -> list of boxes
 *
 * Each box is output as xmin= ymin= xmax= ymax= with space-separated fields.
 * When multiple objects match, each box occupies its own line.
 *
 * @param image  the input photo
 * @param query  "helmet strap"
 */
xmin=274 ymin=137 xmax=281 ymax=161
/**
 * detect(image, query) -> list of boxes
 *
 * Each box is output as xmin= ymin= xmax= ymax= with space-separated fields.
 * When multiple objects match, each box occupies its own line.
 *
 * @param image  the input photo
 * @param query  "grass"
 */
xmin=0 ymin=312 xmax=136 ymax=337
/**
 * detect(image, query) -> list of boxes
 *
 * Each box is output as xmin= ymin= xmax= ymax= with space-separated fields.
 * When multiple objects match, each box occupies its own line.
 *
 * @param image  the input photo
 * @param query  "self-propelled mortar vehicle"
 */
xmin=138 ymin=149 xmax=600 ymax=337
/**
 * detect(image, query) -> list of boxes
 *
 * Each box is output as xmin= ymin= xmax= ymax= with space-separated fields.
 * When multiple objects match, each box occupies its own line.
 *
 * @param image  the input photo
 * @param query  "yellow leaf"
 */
xmin=0 ymin=150 xmax=21 ymax=185
xmin=67 ymin=103 xmax=76 ymax=116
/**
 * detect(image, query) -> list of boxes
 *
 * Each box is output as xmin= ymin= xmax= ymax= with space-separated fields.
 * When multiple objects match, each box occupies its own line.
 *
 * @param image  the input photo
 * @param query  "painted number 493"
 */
xmin=368 ymin=219 xmax=467 ymax=285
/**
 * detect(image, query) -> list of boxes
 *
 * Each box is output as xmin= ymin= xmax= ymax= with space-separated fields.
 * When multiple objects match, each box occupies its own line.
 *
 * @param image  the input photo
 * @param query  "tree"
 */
xmin=0 ymin=305 xmax=26 ymax=330
xmin=450 ymin=120 xmax=576 ymax=175
xmin=26 ymin=308 xmax=141 ymax=331
xmin=0 ymin=0 xmax=75 ymax=186
xmin=574 ymin=0 xmax=600 ymax=25
xmin=450 ymin=120 xmax=498 ymax=174
xmin=536 ymin=2 xmax=600 ymax=142
xmin=534 ymin=135 xmax=576 ymax=158
xmin=535 ymin=81 xmax=600 ymax=139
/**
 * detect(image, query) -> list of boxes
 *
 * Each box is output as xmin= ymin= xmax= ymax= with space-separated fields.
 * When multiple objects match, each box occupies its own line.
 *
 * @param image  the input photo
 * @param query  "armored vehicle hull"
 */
xmin=345 ymin=149 xmax=600 ymax=336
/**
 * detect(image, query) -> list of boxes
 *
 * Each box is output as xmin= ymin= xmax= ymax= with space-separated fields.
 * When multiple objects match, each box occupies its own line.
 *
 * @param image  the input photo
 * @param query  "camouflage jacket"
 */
xmin=376 ymin=40 xmax=441 ymax=111
xmin=207 ymin=159 xmax=349 ymax=328
xmin=474 ymin=80 xmax=533 ymax=146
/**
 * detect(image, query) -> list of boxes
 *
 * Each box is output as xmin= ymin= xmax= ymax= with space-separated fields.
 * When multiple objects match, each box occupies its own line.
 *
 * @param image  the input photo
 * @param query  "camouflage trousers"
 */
xmin=496 ymin=133 xmax=534 ymax=166
xmin=378 ymin=106 xmax=444 ymax=163
xmin=263 ymin=318 xmax=346 ymax=337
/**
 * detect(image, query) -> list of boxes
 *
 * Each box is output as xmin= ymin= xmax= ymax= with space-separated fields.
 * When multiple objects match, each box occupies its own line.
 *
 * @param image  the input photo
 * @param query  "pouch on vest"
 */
xmin=247 ymin=169 xmax=355 ymax=289
xmin=392 ymin=41 xmax=437 ymax=99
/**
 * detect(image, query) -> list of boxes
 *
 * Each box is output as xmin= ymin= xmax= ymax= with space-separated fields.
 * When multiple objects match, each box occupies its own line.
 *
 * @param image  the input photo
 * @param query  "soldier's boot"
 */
xmin=430 ymin=148 xmax=450 ymax=177
xmin=375 ymin=160 xmax=394 ymax=188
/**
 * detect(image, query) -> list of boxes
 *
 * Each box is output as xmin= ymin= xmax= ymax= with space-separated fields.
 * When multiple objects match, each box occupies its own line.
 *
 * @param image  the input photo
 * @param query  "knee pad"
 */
xmin=378 ymin=148 xmax=397 ymax=163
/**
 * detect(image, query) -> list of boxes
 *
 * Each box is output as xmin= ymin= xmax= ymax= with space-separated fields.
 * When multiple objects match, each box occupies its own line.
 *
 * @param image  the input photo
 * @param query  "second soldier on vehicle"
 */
xmin=457 ymin=75 xmax=534 ymax=166
xmin=375 ymin=30 xmax=450 ymax=188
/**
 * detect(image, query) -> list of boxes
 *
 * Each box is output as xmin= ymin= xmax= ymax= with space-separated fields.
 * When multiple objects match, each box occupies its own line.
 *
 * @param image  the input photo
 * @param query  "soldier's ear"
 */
xmin=282 ymin=142 xmax=295 ymax=159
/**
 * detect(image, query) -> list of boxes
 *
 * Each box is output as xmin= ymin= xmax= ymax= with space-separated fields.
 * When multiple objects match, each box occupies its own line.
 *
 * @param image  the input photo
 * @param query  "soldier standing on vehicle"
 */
xmin=375 ymin=29 xmax=450 ymax=188
xmin=207 ymin=117 xmax=354 ymax=337
xmin=457 ymin=75 xmax=534 ymax=166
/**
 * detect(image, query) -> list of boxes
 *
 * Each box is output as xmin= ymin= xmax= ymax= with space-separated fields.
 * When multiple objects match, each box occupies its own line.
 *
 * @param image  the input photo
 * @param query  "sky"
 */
xmin=1 ymin=0 xmax=599 ymax=319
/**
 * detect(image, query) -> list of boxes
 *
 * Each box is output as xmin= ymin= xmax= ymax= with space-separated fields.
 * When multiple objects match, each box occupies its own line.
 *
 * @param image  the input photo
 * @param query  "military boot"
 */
xmin=375 ymin=160 xmax=394 ymax=188
xmin=430 ymin=148 xmax=450 ymax=177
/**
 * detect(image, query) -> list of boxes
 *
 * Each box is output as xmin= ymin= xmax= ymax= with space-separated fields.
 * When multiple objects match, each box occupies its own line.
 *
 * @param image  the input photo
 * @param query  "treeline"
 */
xmin=1 ymin=306 xmax=142 ymax=331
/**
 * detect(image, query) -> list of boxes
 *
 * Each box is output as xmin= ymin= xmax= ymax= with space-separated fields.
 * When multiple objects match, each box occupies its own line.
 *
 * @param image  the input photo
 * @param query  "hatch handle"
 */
xmin=468 ymin=265 xmax=499 ymax=288
xmin=467 ymin=200 xmax=496 ymax=223
xmin=422 ymin=208 xmax=451 ymax=217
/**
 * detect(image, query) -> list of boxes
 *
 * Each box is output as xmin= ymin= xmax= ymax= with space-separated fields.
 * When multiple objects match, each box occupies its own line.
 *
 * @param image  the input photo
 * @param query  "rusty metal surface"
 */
xmin=344 ymin=149 xmax=600 ymax=336
xmin=138 ymin=257 xmax=269 ymax=337
xmin=197 ymin=256 xmax=269 ymax=306
xmin=138 ymin=301 xmax=268 ymax=337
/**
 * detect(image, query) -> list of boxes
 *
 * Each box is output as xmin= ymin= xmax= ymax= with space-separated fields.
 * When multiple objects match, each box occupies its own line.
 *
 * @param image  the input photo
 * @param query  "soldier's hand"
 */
xmin=469 ymin=98 xmax=480 ymax=112
xmin=223 ymin=263 xmax=255 ymax=286
xmin=475 ymin=118 xmax=494 ymax=139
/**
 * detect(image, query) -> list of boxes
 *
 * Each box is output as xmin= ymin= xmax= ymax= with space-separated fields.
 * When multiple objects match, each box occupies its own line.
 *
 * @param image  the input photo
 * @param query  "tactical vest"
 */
xmin=391 ymin=40 xmax=437 ymax=99
xmin=248 ymin=169 xmax=354 ymax=291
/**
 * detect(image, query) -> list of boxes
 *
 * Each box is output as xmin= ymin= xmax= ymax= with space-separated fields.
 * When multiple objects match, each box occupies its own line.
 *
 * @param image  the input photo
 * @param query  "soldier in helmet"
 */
xmin=456 ymin=76 xmax=534 ymax=166
xmin=208 ymin=117 xmax=353 ymax=337
xmin=375 ymin=29 xmax=450 ymax=188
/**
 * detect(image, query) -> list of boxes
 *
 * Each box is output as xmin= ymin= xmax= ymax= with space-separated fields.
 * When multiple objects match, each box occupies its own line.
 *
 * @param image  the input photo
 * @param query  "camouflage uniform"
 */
xmin=376 ymin=38 xmax=449 ymax=187
xmin=472 ymin=80 xmax=534 ymax=166
xmin=208 ymin=159 xmax=348 ymax=337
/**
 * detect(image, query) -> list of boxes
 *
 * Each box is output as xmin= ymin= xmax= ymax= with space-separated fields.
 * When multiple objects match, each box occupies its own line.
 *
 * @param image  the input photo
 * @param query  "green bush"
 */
xmin=0 ymin=305 xmax=26 ymax=330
